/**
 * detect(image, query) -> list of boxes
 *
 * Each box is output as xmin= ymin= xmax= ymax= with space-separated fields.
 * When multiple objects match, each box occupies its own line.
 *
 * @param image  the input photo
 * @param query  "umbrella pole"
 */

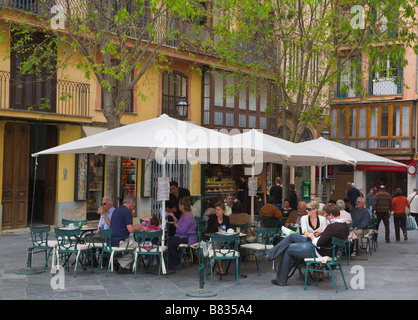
xmin=16 ymin=155 xmax=43 ymax=275
xmin=186 ymin=160 xmax=216 ymax=297
xmin=251 ymin=166 xmax=255 ymax=224
xmin=162 ymin=160 xmax=167 ymax=247
xmin=318 ymin=165 xmax=323 ymax=202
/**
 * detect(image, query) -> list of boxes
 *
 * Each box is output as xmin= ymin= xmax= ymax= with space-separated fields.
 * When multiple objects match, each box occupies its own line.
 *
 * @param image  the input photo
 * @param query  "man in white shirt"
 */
xmin=224 ymin=194 xmax=235 ymax=216
xmin=96 ymin=196 xmax=114 ymax=232
xmin=407 ymin=188 xmax=418 ymax=225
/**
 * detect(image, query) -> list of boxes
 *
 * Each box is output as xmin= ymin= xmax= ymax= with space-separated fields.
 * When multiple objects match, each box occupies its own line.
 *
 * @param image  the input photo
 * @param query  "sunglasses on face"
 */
xmin=306 ymin=208 xmax=315 ymax=211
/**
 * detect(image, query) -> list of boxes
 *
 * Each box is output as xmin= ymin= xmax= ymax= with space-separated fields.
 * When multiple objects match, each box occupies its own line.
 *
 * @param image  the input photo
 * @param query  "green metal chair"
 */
xmin=133 ymin=229 xmax=167 ymax=279
xmin=54 ymin=227 xmax=93 ymax=278
xmin=207 ymin=232 xmax=240 ymax=285
xmin=29 ymin=225 xmax=58 ymax=272
xmin=361 ymin=218 xmax=378 ymax=255
xmin=240 ymin=226 xmax=276 ymax=275
xmin=93 ymin=228 xmax=111 ymax=274
xmin=96 ymin=229 xmax=136 ymax=277
xmin=261 ymin=216 xmax=281 ymax=231
xmin=304 ymin=237 xmax=348 ymax=293
xmin=178 ymin=217 xmax=204 ymax=269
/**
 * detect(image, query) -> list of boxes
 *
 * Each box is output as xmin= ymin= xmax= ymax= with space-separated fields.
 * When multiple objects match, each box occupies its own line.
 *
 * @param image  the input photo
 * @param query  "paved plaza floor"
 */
xmin=1 ymin=216 xmax=418 ymax=303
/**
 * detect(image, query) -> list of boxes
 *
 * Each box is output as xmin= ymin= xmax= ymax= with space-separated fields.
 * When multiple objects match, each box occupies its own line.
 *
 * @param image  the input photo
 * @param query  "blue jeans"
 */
xmin=266 ymin=233 xmax=313 ymax=285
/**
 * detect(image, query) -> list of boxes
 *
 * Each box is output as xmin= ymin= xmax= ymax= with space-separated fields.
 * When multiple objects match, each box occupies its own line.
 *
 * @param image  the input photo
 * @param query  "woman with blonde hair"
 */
xmin=300 ymin=201 xmax=327 ymax=235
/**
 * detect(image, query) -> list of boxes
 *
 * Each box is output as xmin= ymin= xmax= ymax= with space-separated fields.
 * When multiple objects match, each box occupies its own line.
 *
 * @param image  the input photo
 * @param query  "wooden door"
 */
xmin=43 ymin=126 xmax=57 ymax=225
xmin=331 ymin=172 xmax=353 ymax=202
xmin=2 ymin=123 xmax=30 ymax=229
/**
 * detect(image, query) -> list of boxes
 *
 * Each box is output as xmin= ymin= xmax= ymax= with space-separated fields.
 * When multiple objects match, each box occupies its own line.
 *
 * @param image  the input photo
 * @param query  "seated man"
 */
xmin=350 ymin=197 xmax=371 ymax=256
xmin=224 ymin=194 xmax=235 ymax=216
xmin=259 ymin=196 xmax=283 ymax=220
xmin=284 ymin=201 xmax=306 ymax=227
xmin=256 ymin=203 xmax=349 ymax=286
xmin=110 ymin=194 xmax=143 ymax=274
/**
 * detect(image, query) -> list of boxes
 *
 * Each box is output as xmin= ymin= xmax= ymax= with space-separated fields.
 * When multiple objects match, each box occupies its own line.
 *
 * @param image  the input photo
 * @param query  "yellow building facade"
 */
xmin=0 ymin=15 xmax=205 ymax=229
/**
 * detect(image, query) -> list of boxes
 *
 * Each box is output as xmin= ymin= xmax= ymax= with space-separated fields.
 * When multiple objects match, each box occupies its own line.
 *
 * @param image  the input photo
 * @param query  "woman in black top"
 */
xmin=203 ymin=202 xmax=230 ymax=275
xmin=204 ymin=202 xmax=230 ymax=241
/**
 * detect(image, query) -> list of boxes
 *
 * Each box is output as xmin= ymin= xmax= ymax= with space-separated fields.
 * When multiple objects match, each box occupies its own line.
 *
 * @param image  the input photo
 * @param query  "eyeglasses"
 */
xmin=306 ymin=208 xmax=315 ymax=211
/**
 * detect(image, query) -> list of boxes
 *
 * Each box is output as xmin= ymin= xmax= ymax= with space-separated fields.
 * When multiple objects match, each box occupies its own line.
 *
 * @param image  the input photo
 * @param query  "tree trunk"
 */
xmin=102 ymin=89 xmax=122 ymax=207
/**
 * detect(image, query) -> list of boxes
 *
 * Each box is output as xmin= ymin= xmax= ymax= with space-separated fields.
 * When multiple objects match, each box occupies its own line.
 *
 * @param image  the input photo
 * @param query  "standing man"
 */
xmin=236 ymin=175 xmax=248 ymax=213
xmin=347 ymin=183 xmax=360 ymax=209
xmin=269 ymin=177 xmax=283 ymax=209
xmin=350 ymin=197 xmax=371 ymax=255
xmin=95 ymin=196 xmax=114 ymax=232
xmin=372 ymin=185 xmax=392 ymax=243
xmin=288 ymin=184 xmax=299 ymax=211
xmin=407 ymin=188 xmax=418 ymax=226
xmin=365 ymin=188 xmax=375 ymax=218
xmin=169 ymin=180 xmax=190 ymax=207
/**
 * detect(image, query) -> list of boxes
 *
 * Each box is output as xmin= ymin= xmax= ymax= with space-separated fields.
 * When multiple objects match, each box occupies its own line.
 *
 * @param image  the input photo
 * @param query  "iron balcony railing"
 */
xmin=0 ymin=70 xmax=90 ymax=116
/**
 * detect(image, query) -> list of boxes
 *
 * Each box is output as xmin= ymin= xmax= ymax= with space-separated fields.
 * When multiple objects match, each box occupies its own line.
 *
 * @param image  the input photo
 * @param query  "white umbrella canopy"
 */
xmin=298 ymin=137 xmax=408 ymax=168
xmin=234 ymin=129 xmax=353 ymax=167
xmin=33 ymin=114 xmax=235 ymax=164
xmin=232 ymin=129 xmax=354 ymax=223
xmin=33 ymin=114 xmax=241 ymax=251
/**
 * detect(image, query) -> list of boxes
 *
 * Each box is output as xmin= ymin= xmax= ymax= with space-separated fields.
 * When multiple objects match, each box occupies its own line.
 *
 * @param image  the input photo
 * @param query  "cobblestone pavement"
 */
xmin=1 ymin=217 xmax=418 ymax=301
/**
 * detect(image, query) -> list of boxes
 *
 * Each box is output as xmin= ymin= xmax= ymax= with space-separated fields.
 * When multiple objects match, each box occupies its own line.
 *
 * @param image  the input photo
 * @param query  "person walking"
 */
xmin=372 ymin=185 xmax=392 ymax=243
xmin=365 ymin=188 xmax=375 ymax=218
xmin=392 ymin=188 xmax=410 ymax=241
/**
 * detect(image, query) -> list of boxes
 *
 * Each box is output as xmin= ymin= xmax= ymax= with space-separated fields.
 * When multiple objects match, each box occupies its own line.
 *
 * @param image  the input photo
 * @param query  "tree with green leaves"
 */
xmin=1 ymin=0 xmax=201 ymax=204
xmin=199 ymin=0 xmax=418 ymax=198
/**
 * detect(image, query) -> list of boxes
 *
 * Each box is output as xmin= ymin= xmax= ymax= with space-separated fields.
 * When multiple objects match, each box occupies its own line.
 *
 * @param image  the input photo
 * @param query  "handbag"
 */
xmin=405 ymin=197 xmax=411 ymax=215
xmin=406 ymin=215 xmax=417 ymax=230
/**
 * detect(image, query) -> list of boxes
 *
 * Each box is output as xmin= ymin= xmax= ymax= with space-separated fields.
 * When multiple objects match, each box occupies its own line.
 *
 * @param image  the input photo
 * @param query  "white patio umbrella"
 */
xmin=298 ymin=137 xmax=408 ymax=204
xmin=232 ymin=129 xmax=354 ymax=221
xmin=235 ymin=129 xmax=353 ymax=167
xmin=34 ymin=114 xmax=241 ymax=296
xmin=33 ymin=114 xmax=239 ymax=248
xmin=33 ymin=114 xmax=234 ymax=163
xmin=298 ymin=137 xmax=408 ymax=168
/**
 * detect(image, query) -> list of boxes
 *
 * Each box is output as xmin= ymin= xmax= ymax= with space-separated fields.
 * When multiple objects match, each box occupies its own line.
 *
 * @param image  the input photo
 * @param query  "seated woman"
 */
xmin=204 ymin=201 xmax=230 ymax=275
xmin=228 ymin=200 xmax=255 ymax=242
xmin=166 ymin=197 xmax=197 ymax=271
xmin=203 ymin=197 xmax=221 ymax=221
xmin=300 ymin=201 xmax=327 ymax=235
xmin=280 ymin=199 xmax=293 ymax=218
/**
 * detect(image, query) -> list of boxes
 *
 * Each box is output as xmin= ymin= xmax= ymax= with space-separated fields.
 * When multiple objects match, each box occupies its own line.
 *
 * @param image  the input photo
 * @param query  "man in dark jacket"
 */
xmin=269 ymin=177 xmax=283 ymax=209
xmin=169 ymin=180 xmax=190 ymax=206
xmin=256 ymin=203 xmax=349 ymax=286
xmin=372 ymin=185 xmax=392 ymax=243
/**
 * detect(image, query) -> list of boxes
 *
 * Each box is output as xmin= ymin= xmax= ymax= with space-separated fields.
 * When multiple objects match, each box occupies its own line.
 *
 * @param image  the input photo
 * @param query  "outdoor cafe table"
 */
xmin=52 ymin=226 xmax=97 ymax=272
